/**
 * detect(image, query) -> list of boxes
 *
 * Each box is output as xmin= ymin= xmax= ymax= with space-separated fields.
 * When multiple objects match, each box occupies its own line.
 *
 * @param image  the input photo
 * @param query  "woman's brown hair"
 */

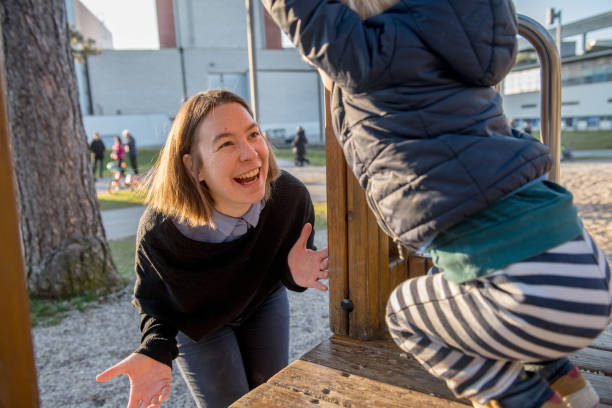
xmin=143 ymin=89 xmax=280 ymax=227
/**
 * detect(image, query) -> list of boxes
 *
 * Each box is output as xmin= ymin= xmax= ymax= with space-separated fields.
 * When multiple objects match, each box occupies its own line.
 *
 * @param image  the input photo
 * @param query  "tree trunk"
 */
xmin=0 ymin=0 xmax=122 ymax=297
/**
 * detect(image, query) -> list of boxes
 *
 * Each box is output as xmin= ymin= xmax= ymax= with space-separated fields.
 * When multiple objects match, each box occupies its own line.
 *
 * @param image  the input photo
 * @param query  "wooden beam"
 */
xmin=0 ymin=54 xmax=39 ymax=406
xmin=324 ymin=89 xmax=349 ymax=336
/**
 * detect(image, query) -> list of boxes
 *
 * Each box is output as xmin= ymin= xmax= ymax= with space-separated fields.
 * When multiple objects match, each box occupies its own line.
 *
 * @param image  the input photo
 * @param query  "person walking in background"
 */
xmin=291 ymin=125 xmax=309 ymax=166
xmin=123 ymin=129 xmax=139 ymax=174
xmin=111 ymin=135 xmax=125 ymax=176
xmin=89 ymin=132 xmax=105 ymax=180
xmin=263 ymin=1 xmax=611 ymax=407
xmin=96 ymin=90 xmax=329 ymax=408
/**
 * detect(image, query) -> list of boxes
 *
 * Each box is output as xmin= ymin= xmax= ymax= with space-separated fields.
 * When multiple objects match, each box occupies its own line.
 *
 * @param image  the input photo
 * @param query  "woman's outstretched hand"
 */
xmin=288 ymin=223 xmax=329 ymax=291
xmin=96 ymin=352 xmax=171 ymax=408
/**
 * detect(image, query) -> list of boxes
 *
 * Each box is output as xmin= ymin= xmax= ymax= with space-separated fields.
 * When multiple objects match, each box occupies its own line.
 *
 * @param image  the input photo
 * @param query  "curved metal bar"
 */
xmin=517 ymin=14 xmax=562 ymax=182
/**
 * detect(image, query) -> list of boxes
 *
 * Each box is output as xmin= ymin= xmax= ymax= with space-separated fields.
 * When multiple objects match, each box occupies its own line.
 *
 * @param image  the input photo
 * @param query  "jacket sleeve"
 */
xmin=261 ymin=0 xmax=397 ymax=92
xmin=135 ymin=313 xmax=178 ymax=368
xmin=131 ymin=224 xmax=180 ymax=367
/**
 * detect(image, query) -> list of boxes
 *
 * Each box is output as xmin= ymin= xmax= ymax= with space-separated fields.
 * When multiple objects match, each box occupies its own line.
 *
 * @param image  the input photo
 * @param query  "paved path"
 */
xmin=571 ymin=149 xmax=612 ymax=158
xmin=100 ymin=159 xmax=327 ymax=241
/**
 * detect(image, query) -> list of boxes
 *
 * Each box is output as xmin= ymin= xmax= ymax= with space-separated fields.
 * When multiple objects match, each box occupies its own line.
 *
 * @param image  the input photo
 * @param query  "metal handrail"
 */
xmin=517 ymin=14 xmax=562 ymax=182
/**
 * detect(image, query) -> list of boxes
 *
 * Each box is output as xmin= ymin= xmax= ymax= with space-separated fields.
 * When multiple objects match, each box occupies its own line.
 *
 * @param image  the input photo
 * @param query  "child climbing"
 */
xmin=261 ymin=0 xmax=612 ymax=407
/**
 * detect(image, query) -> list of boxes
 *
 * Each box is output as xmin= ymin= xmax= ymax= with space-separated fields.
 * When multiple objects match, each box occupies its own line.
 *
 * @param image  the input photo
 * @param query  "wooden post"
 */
xmin=325 ymin=89 xmax=349 ymax=336
xmin=324 ymin=87 xmax=430 ymax=340
xmin=0 ymin=57 xmax=39 ymax=405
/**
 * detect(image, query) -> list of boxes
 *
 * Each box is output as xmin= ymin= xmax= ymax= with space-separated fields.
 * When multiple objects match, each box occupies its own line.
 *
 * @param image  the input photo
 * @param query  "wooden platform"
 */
xmin=232 ymin=325 xmax=612 ymax=407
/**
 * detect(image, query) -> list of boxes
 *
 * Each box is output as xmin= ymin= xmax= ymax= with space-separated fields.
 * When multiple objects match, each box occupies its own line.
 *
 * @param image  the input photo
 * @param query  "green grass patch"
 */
xmin=30 ymin=292 xmax=99 ymax=327
xmin=532 ymin=130 xmax=612 ymax=150
xmin=562 ymin=131 xmax=612 ymax=150
xmin=30 ymin=237 xmax=137 ymax=327
xmin=273 ymin=145 xmax=326 ymax=166
xmin=98 ymin=189 xmax=146 ymax=210
xmin=314 ymin=201 xmax=327 ymax=230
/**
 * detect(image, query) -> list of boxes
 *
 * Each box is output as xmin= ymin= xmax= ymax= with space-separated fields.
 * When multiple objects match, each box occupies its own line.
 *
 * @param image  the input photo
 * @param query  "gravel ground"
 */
xmin=32 ymin=230 xmax=331 ymax=408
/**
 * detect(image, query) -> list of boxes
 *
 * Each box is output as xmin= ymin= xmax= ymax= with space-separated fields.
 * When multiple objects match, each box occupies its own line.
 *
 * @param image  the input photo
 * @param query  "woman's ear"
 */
xmin=183 ymin=153 xmax=194 ymax=175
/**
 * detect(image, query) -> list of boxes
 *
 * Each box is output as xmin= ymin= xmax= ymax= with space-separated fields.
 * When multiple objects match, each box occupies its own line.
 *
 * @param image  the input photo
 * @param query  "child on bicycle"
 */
xmin=262 ymin=0 xmax=612 ymax=407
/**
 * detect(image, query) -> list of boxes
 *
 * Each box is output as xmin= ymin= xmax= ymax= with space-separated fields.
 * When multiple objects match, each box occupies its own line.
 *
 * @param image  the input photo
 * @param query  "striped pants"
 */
xmin=386 ymin=229 xmax=612 ymax=404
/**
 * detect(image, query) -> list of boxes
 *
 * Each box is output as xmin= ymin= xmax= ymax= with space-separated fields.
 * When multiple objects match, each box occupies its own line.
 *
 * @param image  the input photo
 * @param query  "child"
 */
xmin=261 ymin=1 xmax=612 ymax=407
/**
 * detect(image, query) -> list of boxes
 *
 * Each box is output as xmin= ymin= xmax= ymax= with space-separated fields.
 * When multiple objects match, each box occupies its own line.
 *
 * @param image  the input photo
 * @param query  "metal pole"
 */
xmin=518 ymin=14 xmax=562 ymax=183
xmin=556 ymin=20 xmax=562 ymax=57
xmin=245 ymin=0 xmax=259 ymax=121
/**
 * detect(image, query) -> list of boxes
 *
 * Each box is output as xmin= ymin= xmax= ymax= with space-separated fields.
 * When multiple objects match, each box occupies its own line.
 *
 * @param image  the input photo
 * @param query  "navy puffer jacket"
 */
xmin=263 ymin=0 xmax=552 ymax=251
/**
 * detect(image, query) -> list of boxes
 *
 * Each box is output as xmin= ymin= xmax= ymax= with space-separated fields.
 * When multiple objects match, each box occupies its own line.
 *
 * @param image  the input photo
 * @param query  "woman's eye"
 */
xmin=218 ymin=141 xmax=233 ymax=149
xmin=249 ymin=131 xmax=261 ymax=139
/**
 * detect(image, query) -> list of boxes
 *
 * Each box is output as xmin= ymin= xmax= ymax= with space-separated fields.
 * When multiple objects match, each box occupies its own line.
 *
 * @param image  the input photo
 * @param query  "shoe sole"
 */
xmin=562 ymin=381 xmax=599 ymax=408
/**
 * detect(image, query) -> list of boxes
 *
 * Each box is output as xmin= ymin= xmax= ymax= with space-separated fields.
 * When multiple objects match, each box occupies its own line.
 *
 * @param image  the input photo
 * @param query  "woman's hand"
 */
xmin=288 ymin=223 xmax=329 ymax=291
xmin=96 ymin=352 xmax=171 ymax=408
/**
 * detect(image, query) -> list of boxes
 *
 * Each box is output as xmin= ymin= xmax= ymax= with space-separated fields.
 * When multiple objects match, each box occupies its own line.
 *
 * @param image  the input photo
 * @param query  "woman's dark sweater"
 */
xmin=132 ymin=171 xmax=314 ymax=366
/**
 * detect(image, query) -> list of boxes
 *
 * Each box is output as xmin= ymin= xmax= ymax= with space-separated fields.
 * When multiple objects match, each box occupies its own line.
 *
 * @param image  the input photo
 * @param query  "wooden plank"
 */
xmin=230 ymin=382 xmax=339 ymax=407
xmin=324 ymin=88 xmax=349 ymax=337
xmin=583 ymin=372 xmax=612 ymax=405
xmin=590 ymin=324 xmax=612 ymax=352
xmin=569 ymin=347 xmax=612 ymax=375
xmin=268 ymin=359 xmax=469 ymax=408
xmin=302 ymin=336 xmax=469 ymax=404
xmin=0 ymin=54 xmax=40 ymax=407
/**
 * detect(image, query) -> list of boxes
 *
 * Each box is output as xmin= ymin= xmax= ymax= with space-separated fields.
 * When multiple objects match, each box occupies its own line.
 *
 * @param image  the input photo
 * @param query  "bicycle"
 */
xmin=106 ymin=161 xmax=140 ymax=194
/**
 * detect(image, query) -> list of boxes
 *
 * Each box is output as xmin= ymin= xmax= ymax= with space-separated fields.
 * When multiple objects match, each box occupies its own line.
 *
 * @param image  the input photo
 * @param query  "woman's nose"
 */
xmin=239 ymin=140 xmax=258 ymax=161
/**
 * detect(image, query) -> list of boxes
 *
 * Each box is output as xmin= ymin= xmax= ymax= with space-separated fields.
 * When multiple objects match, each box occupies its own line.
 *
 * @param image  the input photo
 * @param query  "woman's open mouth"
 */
xmin=234 ymin=168 xmax=260 ymax=185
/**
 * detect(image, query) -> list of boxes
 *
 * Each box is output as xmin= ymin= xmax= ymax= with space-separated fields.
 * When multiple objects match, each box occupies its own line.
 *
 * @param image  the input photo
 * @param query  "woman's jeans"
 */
xmin=175 ymin=287 xmax=290 ymax=408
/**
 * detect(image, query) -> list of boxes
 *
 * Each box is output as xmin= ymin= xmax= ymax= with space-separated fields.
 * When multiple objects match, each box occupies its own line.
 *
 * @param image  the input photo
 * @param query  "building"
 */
xmin=502 ymin=11 xmax=612 ymax=132
xmin=73 ymin=2 xmax=612 ymax=146
xmin=74 ymin=0 xmax=322 ymax=147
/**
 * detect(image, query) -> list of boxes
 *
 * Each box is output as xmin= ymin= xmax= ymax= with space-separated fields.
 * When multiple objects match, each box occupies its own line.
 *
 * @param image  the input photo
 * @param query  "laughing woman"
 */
xmin=96 ymin=90 xmax=329 ymax=408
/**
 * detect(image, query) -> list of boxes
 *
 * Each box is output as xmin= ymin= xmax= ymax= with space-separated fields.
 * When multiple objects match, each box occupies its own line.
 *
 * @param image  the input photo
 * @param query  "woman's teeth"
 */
xmin=235 ymin=168 xmax=259 ymax=184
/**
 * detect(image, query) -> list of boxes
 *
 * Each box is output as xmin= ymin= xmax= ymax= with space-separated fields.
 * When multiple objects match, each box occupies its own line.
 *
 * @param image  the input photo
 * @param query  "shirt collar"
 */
xmin=211 ymin=199 xmax=264 ymax=236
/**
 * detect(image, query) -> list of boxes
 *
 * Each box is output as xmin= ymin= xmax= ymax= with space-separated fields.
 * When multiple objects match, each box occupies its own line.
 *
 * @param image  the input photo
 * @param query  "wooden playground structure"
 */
xmin=0 ymin=14 xmax=610 ymax=408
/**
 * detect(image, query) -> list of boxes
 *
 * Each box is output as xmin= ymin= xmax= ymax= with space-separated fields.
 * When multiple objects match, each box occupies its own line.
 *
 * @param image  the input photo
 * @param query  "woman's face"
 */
xmin=189 ymin=102 xmax=269 ymax=217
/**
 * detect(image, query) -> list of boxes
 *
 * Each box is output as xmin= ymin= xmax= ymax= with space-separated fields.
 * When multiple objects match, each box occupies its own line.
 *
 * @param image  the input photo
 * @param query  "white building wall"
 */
xmin=87 ymin=49 xmax=185 ymax=116
xmin=73 ymin=0 xmax=113 ymax=49
xmin=174 ymin=0 xmax=265 ymax=49
xmin=502 ymin=81 xmax=612 ymax=121
xmin=84 ymin=46 xmax=322 ymax=145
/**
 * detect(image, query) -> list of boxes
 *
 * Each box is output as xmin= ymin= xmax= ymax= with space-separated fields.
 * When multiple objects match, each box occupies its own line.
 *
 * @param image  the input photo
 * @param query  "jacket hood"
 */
xmin=400 ymin=0 xmax=518 ymax=86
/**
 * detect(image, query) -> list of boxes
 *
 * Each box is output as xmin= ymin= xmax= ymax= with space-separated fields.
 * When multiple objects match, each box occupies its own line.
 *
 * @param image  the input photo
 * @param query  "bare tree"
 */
xmin=0 ymin=0 xmax=122 ymax=297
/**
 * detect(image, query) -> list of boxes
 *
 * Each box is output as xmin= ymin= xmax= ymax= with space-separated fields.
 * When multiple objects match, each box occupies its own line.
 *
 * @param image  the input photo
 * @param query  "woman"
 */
xmin=96 ymin=90 xmax=329 ymax=408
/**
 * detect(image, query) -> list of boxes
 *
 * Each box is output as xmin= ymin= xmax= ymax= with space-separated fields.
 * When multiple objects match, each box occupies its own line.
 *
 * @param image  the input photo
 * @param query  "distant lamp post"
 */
xmin=546 ymin=8 xmax=562 ymax=57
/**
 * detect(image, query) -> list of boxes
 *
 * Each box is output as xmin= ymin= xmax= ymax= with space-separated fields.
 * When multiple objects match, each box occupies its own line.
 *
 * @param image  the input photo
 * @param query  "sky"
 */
xmin=78 ymin=0 xmax=159 ymax=49
xmin=78 ymin=0 xmax=611 ymax=50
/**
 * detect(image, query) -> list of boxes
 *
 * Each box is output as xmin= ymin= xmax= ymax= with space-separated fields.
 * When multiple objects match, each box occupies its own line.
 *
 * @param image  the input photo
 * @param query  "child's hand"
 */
xmin=288 ymin=223 xmax=329 ymax=291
